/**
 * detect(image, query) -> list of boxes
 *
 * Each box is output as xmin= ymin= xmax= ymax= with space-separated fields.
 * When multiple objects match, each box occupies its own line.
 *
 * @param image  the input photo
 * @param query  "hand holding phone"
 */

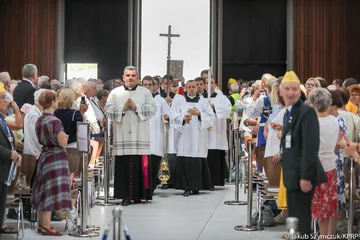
xmin=81 ymin=96 xmax=86 ymax=105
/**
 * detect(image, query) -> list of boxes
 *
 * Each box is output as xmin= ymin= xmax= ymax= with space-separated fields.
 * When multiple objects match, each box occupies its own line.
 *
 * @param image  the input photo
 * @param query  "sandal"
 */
xmin=39 ymin=225 xmax=63 ymax=236
xmin=1 ymin=226 xmax=18 ymax=234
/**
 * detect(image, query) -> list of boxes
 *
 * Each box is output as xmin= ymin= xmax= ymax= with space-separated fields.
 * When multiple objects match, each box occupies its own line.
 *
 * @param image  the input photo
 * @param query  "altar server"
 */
xmin=205 ymin=77 xmax=232 ymax=189
xmin=171 ymin=80 xmax=214 ymax=196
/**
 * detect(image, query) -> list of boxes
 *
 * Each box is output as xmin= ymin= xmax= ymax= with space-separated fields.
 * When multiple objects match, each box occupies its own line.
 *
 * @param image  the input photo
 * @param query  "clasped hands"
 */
xmin=187 ymin=107 xmax=200 ymax=116
xmin=123 ymin=99 xmax=137 ymax=111
xmin=183 ymin=107 xmax=200 ymax=122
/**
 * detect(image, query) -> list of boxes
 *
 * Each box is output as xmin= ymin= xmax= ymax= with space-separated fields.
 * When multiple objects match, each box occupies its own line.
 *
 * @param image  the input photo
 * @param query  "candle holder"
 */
xmin=185 ymin=114 xmax=192 ymax=124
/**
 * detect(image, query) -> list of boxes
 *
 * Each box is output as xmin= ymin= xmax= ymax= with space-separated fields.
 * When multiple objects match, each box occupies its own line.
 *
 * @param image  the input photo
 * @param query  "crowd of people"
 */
xmin=233 ymin=72 xmax=360 ymax=238
xmin=0 ymin=63 xmax=359 ymax=239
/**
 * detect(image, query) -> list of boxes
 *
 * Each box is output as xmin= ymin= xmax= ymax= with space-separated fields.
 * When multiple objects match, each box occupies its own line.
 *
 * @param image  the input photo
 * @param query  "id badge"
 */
xmin=8 ymin=136 xmax=14 ymax=150
xmin=285 ymin=133 xmax=291 ymax=149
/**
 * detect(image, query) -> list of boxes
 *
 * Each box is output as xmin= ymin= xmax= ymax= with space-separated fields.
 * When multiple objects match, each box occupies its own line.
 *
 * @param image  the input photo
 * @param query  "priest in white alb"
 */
xmin=105 ymin=66 xmax=157 ymax=206
xmin=142 ymin=76 xmax=170 ymax=192
xmin=170 ymin=80 xmax=214 ymax=197
xmin=204 ymin=77 xmax=231 ymax=189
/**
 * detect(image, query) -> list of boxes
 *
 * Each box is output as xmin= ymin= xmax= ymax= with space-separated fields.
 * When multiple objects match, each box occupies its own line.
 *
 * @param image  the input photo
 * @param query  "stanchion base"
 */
xmin=95 ymin=198 xmax=118 ymax=206
xmin=96 ymin=202 xmax=117 ymax=206
xmin=68 ymin=228 xmax=99 ymax=238
xmin=234 ymin=224 xmax=263 ymax=231
xmin=86 ymin=225 xmax=100 ymax=231
xmin=224 ymin=200 xmax=247 ymax=205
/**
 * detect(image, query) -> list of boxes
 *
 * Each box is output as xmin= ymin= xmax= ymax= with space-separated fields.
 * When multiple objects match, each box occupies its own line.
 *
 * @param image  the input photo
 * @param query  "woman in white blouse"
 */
xmin=308 ymin=88 xmax=346 ymax=238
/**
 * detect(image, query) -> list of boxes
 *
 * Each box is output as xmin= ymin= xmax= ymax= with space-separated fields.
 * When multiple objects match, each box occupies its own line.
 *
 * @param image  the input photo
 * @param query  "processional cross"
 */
xmin=159 ymin=25 xmax=180 ymax=97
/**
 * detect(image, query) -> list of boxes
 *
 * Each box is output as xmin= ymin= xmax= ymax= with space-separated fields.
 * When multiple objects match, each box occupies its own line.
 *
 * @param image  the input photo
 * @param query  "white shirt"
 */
xmin=90 ymin=96 xmax=104 ymax=120
xmin=72 ymin=96 xmax=100 ymax=134
xmin=264 ymin=108 xmax=286 ymax=158
xmin=318 ymin=115 xmax=339 ymax=172
xmin=23 ymin=105 xmax=42 ymax=159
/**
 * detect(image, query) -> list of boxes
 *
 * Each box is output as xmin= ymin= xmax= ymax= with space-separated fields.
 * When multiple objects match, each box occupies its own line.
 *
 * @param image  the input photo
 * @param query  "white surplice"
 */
xmin=205 ymin=93 xmax=232 ymax=150
xmin=170 ymin=94 xmax=215 ymax=158
xmin=105 ymin=85 xmax=157 ymax=156
xmin=149 ymin=94 xmax=171 ymax=157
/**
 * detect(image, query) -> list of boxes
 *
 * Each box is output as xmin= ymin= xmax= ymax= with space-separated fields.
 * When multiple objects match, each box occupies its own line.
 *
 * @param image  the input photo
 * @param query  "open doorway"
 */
xmin=65 ymin=63 xmax=98 ymax=80
xmin=141 ymin=0 xmax=210 ymax=80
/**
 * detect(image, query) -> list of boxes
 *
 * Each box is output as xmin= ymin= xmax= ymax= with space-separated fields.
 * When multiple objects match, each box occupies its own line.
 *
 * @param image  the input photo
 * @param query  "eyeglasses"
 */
xmin=351 ymin=93 xmax=360 ymax=97
xmin=0 ymin=95 xmax=6 ymax=100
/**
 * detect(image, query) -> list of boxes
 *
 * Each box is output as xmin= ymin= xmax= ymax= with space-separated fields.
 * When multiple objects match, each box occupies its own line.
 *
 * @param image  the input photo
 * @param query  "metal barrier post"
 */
xmin=235 ymin=141 xmax=259 ymax=231
xmin=97 ymin=117 xmax=117 ymax=206
xmin=227 ymin=122 xmax=234 ymax=183
xmin=224 ymin=123 xmax=247 ymax=205
xmin=286 ymin=217 xmax=298 ymax=240
xmin=113 ymin=207 xmax=123 ymax=240
xmin=69 ymin=152 xmax=100 ymax=237
xmin=348 ymin=158 xmax=355 ymax=236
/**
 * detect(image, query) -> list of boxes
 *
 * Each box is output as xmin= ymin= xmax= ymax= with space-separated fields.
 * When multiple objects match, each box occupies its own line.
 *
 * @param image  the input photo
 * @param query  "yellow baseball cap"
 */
xmin=228 ymin=78 xmax=237 ymax=85
xmin=282 ymin=71 xmax=300 ymax=84
xmin=0 ymin=82 xmax=5 ymax=93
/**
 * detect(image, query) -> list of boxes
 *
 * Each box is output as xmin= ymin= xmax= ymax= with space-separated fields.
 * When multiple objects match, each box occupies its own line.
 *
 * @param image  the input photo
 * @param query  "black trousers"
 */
xmin=0 ymin=183 xmax=9 ymax=237
xmin=286 ymin=189 xmax=314 ymax=235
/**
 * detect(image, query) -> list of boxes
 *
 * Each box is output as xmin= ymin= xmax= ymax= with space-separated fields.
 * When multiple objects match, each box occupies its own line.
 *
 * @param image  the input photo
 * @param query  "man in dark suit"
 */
xmin=13 ymin=63 xmax=38 ymax=108
xmin=279 ymin=71 xmax=326 ymax=235
xmin=0 ymin=82 xmax=22 ymax=237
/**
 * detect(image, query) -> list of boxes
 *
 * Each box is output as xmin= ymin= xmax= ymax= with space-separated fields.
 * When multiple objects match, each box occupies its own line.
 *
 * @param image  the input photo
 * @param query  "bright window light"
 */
xmin=66 ymin=63 xmax=98 ymax=80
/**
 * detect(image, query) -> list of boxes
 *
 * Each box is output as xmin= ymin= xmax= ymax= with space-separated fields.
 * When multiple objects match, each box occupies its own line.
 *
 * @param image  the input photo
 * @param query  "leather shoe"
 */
xmin=133 ymin=199 xmax=141 ymax=204
xmin=121 ymin=199 xmax=131 ymax=206
xmin=191 ymin=190 xmax=200 ymax=195
xmin=209 ymin=186 xmax=215 ymax=191
xmin=183 ymin=190 xmax=191 ymax=197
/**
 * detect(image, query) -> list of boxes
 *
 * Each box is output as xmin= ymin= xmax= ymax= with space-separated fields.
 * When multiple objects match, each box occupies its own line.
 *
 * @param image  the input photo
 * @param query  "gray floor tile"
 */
xmin=1 ymin=185 xmax=286 ymax=240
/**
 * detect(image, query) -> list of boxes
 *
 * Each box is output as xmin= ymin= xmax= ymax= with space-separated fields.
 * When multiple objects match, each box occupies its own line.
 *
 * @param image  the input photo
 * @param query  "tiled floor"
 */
xmin=2 ymin=185 xmax=287 ymax=240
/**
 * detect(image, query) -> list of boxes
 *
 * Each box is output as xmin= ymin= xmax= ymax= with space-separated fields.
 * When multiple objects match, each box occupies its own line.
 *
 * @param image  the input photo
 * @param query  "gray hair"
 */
xmin=0 ymin=72 xmax=11 ymax=85
xmin=66 ymin=77 xmax=86 ymax=95
xmin=123 ymin=66 xmax=138 ymax=75
xmin=37 ymin=75 xmax=49 ymax=87
xmin=308 ymin=88 xmax=332 ymax=113
xmin=96 ymin=83 xmax=103 ymax=92
xmin=51 ymin=82 xmax=62 ymax=92
xmin=22 ymin=64 xmax=38 ymax=78
xmin=230 ymin=83 xmax=239 ymax=93
xmin=34 ymin=89 xmax=47 ymax=105
xmin=84 ymin=81 xmax=96 ymax=93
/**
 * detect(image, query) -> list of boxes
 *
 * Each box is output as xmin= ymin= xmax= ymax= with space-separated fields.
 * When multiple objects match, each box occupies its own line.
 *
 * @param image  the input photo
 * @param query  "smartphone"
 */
xmin=81 ymin=96 xmax=86 ymax=105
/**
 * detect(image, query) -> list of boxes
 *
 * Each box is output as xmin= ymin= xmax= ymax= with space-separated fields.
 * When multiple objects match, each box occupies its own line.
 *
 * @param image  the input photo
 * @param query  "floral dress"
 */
xmin=336 ymin=115 xmax=346 ymax=211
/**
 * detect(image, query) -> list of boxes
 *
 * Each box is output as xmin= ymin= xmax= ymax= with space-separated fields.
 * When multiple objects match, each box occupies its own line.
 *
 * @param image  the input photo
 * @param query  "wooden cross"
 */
xmin=128 ymin=130 xmax=132 ymax=135
xmin=159 ymin=25 xmax=180 ymax=97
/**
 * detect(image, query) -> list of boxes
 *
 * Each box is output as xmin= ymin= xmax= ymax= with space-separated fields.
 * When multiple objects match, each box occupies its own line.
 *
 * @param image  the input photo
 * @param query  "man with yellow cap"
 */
xmin=0 ymin=82 xmax=22 ymax=237
xmin=279 ymin=71 xmax=326 ymax=235
xmin=227 ymin=78 xmax=237 ymax=92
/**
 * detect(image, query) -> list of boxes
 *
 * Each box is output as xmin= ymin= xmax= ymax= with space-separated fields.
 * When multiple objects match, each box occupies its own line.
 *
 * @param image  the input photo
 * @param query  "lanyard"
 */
xmin=91 ymin=99 xmax=105 ymax=117
xmin=0 ymin=117 xmax=14 ymax=150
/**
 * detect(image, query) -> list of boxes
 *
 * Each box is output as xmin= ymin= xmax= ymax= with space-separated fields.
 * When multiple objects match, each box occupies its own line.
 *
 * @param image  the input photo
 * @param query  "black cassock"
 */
xmin=114 ymin=155 xmax=153 ymax=201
